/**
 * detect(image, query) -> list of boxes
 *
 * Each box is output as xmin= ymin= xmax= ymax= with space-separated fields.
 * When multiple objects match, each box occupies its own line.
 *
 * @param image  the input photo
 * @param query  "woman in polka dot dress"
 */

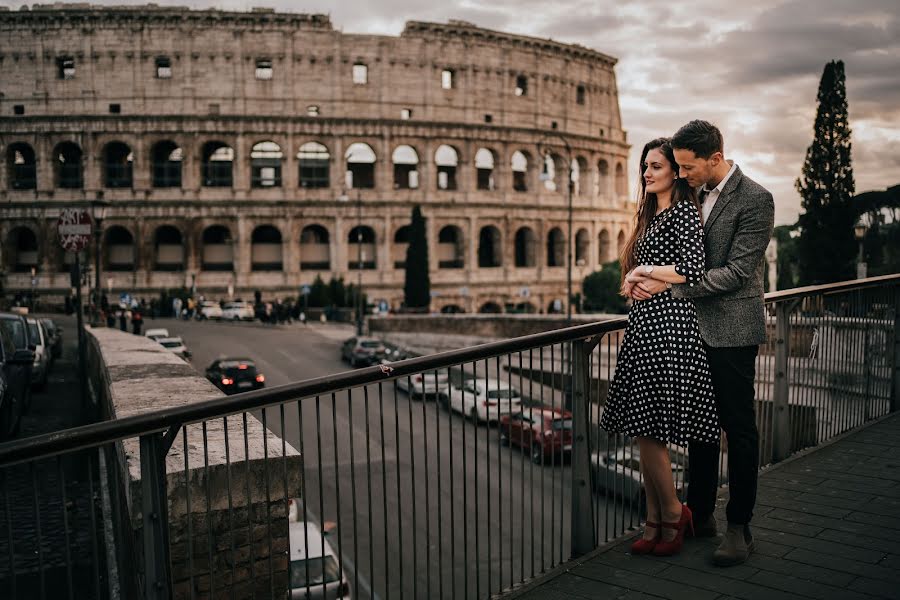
xmin=600 ymin=137 xmax=718 ymax=557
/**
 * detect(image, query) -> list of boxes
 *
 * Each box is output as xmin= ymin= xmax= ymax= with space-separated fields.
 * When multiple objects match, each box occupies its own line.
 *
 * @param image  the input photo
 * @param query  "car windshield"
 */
xmin=360 ymin=341 xmax=382 ymax=349
xmin=552 ymin=419 xmax=573 ymax=430
xmin=2 ymin=319 xmax=27 ymax=348
xmin=289 ymin=555 xmax=341 ymax=587
xmin=161 ymin=340 xmax=183 ymax=348
xmin=27 ymin=322 xmax=41 ymax=344
xmin=486 ymin=389 xmax=518 ymax=399
xmin=220 ymin=361 xmax=257 ymax=376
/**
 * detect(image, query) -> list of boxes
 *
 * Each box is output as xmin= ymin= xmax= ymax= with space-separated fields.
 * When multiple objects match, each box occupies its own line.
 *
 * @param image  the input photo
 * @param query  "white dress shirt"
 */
xmin=701 ymin=161 xmax=737 ymax=223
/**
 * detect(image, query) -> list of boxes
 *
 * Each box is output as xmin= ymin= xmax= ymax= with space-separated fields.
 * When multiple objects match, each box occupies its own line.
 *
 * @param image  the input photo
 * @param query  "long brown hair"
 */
xmin=620 ymin=137 xmax=699 ymax=287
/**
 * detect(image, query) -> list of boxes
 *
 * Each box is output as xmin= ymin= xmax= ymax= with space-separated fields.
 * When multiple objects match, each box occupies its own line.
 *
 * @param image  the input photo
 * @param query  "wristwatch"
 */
xmin=643 ymin=265 xmax=654 ymax=275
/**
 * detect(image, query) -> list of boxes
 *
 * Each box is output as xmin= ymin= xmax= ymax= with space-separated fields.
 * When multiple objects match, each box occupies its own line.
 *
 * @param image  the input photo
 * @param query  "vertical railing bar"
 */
xmin=345 ymin=390 xmax=359 ymax=600
xmin=330 ymin=393 xmax=345 ymax=599
xmin=446 ymin=368 xmax=455 ymax=600
xmin=811 ymin=298 xmax=825 ymax=441
xmin=279 ymin=403 xmax=289 ymax=600
xmin=202 ymin=421 xmax=216 ymax=599
xmin=460 ymin=366 xmax=468 ymax=600
xmin=391 ymin=381 xmax=404 ymax=600
xmin=530 ymin=351 xmax=539 ymax=581
xmin=260 ymin=408 xmax=274 ymax=599
xmin=484 ymin=357 xmax=492 ymax=597
xmin=534 ymin=347 xmax=543 ymax=575
xmin=314 ymin=396 xmax=326 ymax=600
xmin=472 ymin=360 xmax=480 ymax=600
xmin=363 ymin=385 xmax=375 ymax=600
xmin=517 ymin=350 xmax=525 ymax=583
xmin=182 ymin=427 xmax=195 ymax=600
xmin=31 ymin=461 xmax=45 ymax=600
xmin=405 ymin=375 xmax=418 ymax=600
xmin=495 ymin=357 xmax=502 ymax=596
xmin=2 ymin=468 xmax=16 ymax=599
xmin=377 ymin=383 xmax=390 ymax=600
xmin=519 ymin=353 xmax=527 ymax=577
xmin=86 ymin=452 xmax=102 ymax=600
xmin=435 ymin=369 xmax=444 ymax=600
xmin=548 ymin=343 xmax=556 ymax=566
xmin=222 ymin=417 xmax=237 ymax=600
xmin=241 ymin=413 xmax=256 ymax=599
xmin=421 ymin=374 xmax=431 ymax=600
xmin=56 ymin=456 xmax=74 ymax=600
xmin=818 ymin=294 xmax=832 ymax=440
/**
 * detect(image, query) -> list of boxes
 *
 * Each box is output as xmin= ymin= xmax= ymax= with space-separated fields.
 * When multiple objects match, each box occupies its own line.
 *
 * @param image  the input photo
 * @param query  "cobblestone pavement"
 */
xmin=504 ymin=412 xmax=900 ymax=600
xmin=0 ymin=315 xmax=108 ymax=599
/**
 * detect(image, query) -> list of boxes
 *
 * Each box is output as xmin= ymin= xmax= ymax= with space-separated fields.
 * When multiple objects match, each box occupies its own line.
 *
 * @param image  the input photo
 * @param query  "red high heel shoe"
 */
xmin=653 ymin=505 xmax=694 ymax=556
xmin=630 ymin=521 xmax=660 ymax=554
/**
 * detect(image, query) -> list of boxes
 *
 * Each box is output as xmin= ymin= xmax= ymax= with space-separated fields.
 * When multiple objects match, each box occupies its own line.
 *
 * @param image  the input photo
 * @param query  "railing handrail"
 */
xmin=1 ymin=273 xmax=896 ymax=467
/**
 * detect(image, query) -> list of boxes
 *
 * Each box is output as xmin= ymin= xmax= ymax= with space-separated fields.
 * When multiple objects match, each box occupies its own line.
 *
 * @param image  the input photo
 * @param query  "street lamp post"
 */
xmin=91 ymin=198 xmax=110 ymax=326
xmin=338 ymin=184 xmax=365 ymax=336
xmin=538 ymin=133 xmax=574 ymax=324
xmin=854 ymin=222 xmax=867 ymax=279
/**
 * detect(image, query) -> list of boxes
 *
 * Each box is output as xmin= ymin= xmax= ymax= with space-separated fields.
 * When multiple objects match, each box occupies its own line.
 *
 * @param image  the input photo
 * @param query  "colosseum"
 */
xmin=0 ymin=4 xmax=632 ymax=314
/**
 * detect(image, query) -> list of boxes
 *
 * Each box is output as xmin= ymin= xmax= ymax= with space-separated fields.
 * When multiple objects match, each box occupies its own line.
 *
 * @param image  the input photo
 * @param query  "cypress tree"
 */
xmin=795 ymin=60 xmax=856 ymax=284
xmin=403 ymin=205 xmax=430 ymax=309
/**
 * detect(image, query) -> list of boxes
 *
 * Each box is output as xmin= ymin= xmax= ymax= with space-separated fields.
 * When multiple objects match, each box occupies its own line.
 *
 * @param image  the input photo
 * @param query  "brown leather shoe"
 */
xmin=689 ymin=513 xmax=717 ymax=538
xmin=712 ymin=523 xmax=755 ymax=567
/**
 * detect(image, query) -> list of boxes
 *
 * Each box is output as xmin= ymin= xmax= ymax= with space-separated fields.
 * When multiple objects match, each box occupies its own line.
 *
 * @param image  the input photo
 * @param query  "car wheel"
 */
xmin=531 ymin=444 xmax=544 ymax=465
xmin=500 ymin=433 xmax=509 ymax=447
xmin=469 ymin=407 xmax=480 ymax=423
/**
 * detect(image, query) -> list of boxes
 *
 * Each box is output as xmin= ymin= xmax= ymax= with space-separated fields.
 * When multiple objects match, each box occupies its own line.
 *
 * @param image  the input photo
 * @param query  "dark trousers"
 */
xmin=687 ymin=344 xmax=759 ymax=524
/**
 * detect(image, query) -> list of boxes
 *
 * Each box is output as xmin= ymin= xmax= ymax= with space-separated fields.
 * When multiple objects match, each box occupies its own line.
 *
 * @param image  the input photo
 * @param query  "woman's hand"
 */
xmin=625 ymin=268 xmax=648 ymax=284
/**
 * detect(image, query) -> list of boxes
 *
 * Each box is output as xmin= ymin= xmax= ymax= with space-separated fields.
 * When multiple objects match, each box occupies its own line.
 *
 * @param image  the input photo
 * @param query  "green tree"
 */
xmin=773 ymin=225 xmax=799 ymax=290
xmin=582 ymin=260 xmax=628 ymax=314
xmin=795 ymin=60 xmax=856 ymax=284
xmin=307 ymin=275 xmax=330 ymax=307
xmin=403 ymin=205 xmax=430 ymax=310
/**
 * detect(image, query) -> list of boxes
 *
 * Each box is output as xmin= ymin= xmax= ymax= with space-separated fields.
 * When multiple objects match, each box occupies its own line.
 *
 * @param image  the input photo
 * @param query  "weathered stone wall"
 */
xmin=88 ymin=327 xmax=302 ymax=599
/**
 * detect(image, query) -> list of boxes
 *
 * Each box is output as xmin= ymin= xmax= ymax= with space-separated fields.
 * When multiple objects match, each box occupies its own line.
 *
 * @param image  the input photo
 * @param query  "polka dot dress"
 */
xmin=600 ymin=199 xmax=719 ymax=446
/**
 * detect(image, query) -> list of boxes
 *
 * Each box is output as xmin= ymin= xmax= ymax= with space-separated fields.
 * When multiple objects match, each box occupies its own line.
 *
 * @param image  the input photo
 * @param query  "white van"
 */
xmin=289 ymin=518 xmax=351 ymax=599
xmin=221 ymin=301 xmax=255 ymax=321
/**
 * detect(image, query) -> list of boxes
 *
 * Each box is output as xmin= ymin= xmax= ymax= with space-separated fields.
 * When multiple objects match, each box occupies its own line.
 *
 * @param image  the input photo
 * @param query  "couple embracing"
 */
xmin=600 ymin=120 xmax=775 ymax=565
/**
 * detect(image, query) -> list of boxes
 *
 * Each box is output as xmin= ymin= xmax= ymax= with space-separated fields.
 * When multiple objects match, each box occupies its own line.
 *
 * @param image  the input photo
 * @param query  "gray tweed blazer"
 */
xmin=671 ymin=164 xmax=775 ymax=347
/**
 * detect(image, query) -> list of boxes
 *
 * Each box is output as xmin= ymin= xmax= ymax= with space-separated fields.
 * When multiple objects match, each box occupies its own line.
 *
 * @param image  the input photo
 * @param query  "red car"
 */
xmin=499 ymin=408 xmax=574 ymax=464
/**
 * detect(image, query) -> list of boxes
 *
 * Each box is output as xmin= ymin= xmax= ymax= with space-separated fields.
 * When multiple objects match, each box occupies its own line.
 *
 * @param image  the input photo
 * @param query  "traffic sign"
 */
xmin=57 ymin=208 xmax=93 ymax=253
xmin=301 ymin=285 xmax=311 ymax=295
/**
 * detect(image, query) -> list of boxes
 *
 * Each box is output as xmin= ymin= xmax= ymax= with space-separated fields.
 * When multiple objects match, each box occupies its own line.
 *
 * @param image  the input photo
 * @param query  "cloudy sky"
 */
xmin=9 ymin=0 xmax=898 ymax=224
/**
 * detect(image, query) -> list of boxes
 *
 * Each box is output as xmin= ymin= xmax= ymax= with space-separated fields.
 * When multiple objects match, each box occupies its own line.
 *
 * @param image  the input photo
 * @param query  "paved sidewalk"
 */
xmin=506 ymin=412 xmax=900 ymax=600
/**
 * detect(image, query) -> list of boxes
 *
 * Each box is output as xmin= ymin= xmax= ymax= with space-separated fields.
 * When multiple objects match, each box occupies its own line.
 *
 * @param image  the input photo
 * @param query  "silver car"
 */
xmin=288 ymin=503 xmax=351 ymax=599
xmin=25 ymin=317 xmax=50 ymax=390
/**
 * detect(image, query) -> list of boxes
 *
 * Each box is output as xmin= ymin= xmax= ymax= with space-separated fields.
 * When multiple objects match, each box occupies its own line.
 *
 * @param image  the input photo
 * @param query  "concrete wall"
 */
xmin=87 ymin=327 xmax=302 ymax=599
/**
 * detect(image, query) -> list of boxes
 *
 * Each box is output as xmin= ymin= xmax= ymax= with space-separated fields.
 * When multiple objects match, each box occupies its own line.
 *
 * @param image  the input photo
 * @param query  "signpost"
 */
xmin=58 ymin=208 xmax=93 ymax=407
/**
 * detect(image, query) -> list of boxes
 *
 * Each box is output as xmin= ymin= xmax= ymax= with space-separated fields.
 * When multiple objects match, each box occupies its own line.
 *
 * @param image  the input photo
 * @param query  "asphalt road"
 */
xmin=157 ymin=317 xmax=624 ymax=600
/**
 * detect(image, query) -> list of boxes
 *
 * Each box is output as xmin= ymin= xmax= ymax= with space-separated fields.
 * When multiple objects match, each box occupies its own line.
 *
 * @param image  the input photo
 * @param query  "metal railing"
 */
xmin=0 ymin=274 xmax=897 ymax=600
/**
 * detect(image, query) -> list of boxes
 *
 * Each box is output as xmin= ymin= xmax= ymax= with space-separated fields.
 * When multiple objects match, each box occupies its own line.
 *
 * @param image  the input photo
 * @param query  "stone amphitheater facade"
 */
xmin=0 ymin=4 xmax=632 ymax=313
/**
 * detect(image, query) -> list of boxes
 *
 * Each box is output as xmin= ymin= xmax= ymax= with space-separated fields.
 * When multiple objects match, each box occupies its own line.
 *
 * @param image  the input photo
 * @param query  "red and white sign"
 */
xmin=57 ymin=208 xmax=93 ymax=253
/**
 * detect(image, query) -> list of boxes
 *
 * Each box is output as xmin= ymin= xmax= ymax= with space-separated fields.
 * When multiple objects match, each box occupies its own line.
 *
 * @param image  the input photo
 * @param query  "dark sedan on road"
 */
xmin=205 ymin=358 xmax=266 ymax=395
xmin=0 ymin=312 xmax=34 ymax=414
xmin=40 ymin=318 xmax=63 ymax=360
xmin=0 ymin=318 xmax=35 ymax=441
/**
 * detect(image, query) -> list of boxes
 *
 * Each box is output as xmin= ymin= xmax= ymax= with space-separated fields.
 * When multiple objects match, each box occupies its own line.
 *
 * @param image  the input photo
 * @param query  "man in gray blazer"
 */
xmin=631 ymin=120 xmax=775 ymax=566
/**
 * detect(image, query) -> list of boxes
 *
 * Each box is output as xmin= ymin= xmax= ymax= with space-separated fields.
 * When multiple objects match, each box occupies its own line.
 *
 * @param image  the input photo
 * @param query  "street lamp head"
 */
xmin=854 ymin=222 xmax=867 ymax=240
xmin=92 ymin=198 xmax=110 ymax=222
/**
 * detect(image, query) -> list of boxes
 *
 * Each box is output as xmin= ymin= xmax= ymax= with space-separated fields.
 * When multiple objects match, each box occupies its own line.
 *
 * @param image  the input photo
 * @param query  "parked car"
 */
xmin=590 ymin=445 xmax=693 ymax=507
xmin=25 ymin=317 xmax=51 ymax=390
xmin=197 ymin=300 xmax=223 ymax=321
xmin=396 ymin=370 xmax=449 ymax=400
xmin=205 ymin=358 xmax=265 ymax=394
xmin=288 ymin=514 xmax=351 ymax=599
xmin=380 ymin=341 xmax=412 ymax=363
xmin=0 ymin=320 xmax=34 ymax=441
xmin=157 ymin=336 xmax=191 ymax=360
xmin=441 ymin=378 xmax=523 ymax=424
xmin=144 ymin=328 xmax=170 ymax=341
xmin=221 ymin=301 xmax=255 ymax=321
xmin=340 ymin=337 xmax=386 ymax=368
xmin=0 ymin=312 xmax=34 ymax=412
xmin=40 ymin=318 xmax=63 ymax=360
xmin=499 ymin=407 xmax=573 ymax=464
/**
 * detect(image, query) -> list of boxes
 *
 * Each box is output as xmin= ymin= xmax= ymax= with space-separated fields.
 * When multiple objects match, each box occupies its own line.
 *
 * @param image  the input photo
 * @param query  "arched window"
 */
xmin=547 ymin=227 xmax=565 ymax=267
xmin=5 ymin=227 xmax=38 ymax=272
xmin=514 ymin=227 xmax=536 ymax=267
xmin=54 ymin=142 xmax=83 ymax=189
xmin=348 ymin=226 xmax=376 ymax=269
xmin=393 ymin=225 xmax=411 ymax=269
xmin=251 ymin=141 xmax=283 ymax=188
xmin=300 ymin=224 xmax=330 ymax=270
xmin=103 ymin=142 xmax=133 ymax=188
xmin=575 ymin=228 xmax=589 ymax=266
xmin=477 ymin=226 xmax=502 ymax=268
xmin=105 ymin=226 xmax=135 ymax=271
xmin=435 ymin=145 xmax=459 ymax=190
xmin=154 ymin=225 xmax=184 ymax=271
xmin=202 ymin=142 xmax=234 ymax=187
xmin=345 ymin=143 xmax=376 ymax=189
xmin=511 ymin=151 xmax=529 ymax=192
xmin=298 ymin=142 xmax=330 ymax=188
xmin=151 ymin=141 xmax=182 ymax=188
xmin=251 ymin=225 xmax=283 ymax=271
xmin=597 ymin=159 xmax=610 ymax=198
xmin=6 ymin=143 xmax=36 ymax=190
xmin=479 ymin=301 xmax=502 ymax=314
xmin=438 ymin=225 xmax=464 ymax=269
xmin=475 ymin=148 xmax=496 ymax=191
xmin=541 ymin=153 xmax=565 ymax=192
xmin=574 ymin=156 xmax=588 ymax=196
xmin=598 ymin=229 xmax=611 ymax=264
xmin=392 ymin=145 xmax=419 ymax=190
xmin=201 ymin=225 xmax=233 ymax=271
xmin=615 ymin=162 xmax=627 ymax=197
xmin=617 ymin=230 xmax=627 ymax=257
xmin=576 ymin=84 xmax=586 ymax=105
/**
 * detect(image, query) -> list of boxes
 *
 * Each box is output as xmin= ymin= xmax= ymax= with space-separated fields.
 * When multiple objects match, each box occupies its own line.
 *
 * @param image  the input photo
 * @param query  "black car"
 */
xmin=205 ymin=358 xmax=266 ymax=395
xmin=0 ymin=319 xmax=35 ymax=441
xmin=40 ymin=318 xmax=63 ymax=360
xmin=0 ymin=312 xmax=34 ymax=413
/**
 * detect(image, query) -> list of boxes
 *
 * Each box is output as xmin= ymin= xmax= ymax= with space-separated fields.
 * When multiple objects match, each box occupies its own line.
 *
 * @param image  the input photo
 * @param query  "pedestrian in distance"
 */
xmin=628 ymin=120 xmax=775 ymax=566
xmin=131 ymin=308 xmax=143 ymax=335
xmin=118 ymin=309 xmax=127 ymax=332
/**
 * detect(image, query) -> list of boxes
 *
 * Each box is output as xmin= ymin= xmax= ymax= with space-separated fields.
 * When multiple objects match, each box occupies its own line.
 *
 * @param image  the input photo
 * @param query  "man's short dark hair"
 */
xmin=672 ymin=120 xmax=724 ymax=159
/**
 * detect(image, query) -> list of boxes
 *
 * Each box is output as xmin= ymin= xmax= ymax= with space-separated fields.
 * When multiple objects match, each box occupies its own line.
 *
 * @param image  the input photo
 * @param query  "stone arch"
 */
xmin=53 ymin=141 xmax=83 ymax=189
xmin=201 ymin=225 xmax=234 ymax=271
xmin=440 ymin=304 xmax=465 ymax=314
xmin=298 ymin=142 xmax=331 ymax=189
xmin=479 ymin=301 xmax=502 ymax=314
xmin=574 ymin=156 xmax=588 ymax=196
xmin=477 ymin=225 xmax=502 ymax=268
xmin=4 ymin=225 xmax=39 ymax=272
xmin=617 ymin=229 xmax=627 ymax=258
xmin=514 ymin=226 xmax=536 ymax=267
xmin=393 ymin=224 xmax=411 ymax=269
xmin=437 ymin=225 xmax=464 ymax=269
xmin=347 ymin=225 xmax=377 ymax=269
xmin=251 ymin=141 xmax=283 ymax=188
xmin=575 ymin=228 xmax=590 ymax=266
xmin=102 ymin=141 xmax=134 ymax=189
xmin=201 ymin=141 xmax=234 ymax=187
xmin=153 ymin=225 xmax=184 ymax=271
xmin=251 ymin=224 xmax=283 ymax=271
xmin=615 ymin=162 xmax=627 ymax=197
xmin=474 ymin=147 xmax=497 ymax=191
xmin=541 ymin=152 xmax=565 ymax=192
xmin=392 ymin=145 xmax=419 ymax=190
xmin=435 ymin=144 xmax=460 ymax=190
xmin=151 ymin=140 xmax=182 ymax=188
xmin=511 ymin=150 xmax=531 ymax=192
xmin=300 ymin=224 xmax=330 ymax=270
xmin=597 ymin=159 xmax=610 ymax=198
xmin=598 ymin=229 xmax=611 ymax=264
xmin=6 ymin=142 xmax=37 ymax=190
xmin=105 ymin=225 xmax=135 ymax=271
xmin=346 ymin=142 xmax=377 ymax=189
xmin=547 ymin=227 xmax=565 ymax=267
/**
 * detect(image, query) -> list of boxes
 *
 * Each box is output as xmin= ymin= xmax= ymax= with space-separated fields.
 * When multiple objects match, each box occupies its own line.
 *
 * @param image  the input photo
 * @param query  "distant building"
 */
xmin=0 ymin=5 xmax=631 ymax=313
